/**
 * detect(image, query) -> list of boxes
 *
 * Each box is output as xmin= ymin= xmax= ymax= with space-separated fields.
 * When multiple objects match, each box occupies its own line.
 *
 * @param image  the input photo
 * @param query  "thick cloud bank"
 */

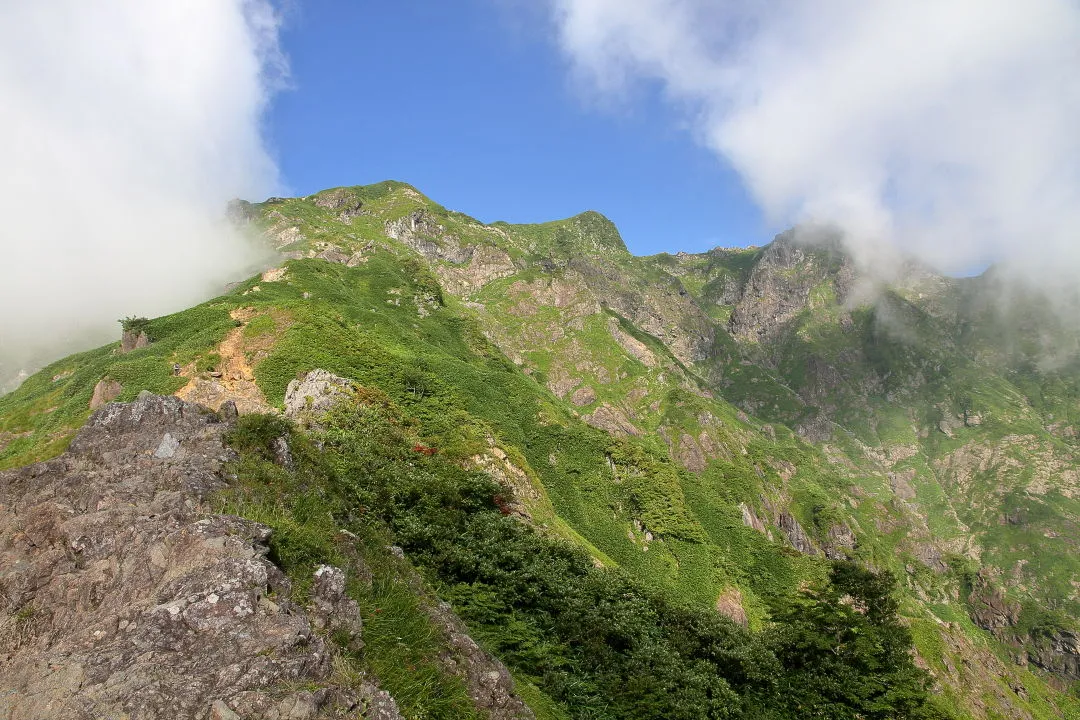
xmin=0 ymin=1 xmax=285 ymax=388
xmin=551 ymin=1 xmax=1080 ymax=280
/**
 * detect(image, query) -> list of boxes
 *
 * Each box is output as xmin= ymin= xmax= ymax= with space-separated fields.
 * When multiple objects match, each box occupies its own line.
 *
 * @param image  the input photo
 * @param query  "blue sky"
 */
xmin=266 ymin=1 xmax=768 ymax=256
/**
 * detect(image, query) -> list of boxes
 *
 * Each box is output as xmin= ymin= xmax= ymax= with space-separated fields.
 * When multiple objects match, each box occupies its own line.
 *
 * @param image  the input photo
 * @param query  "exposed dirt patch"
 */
xmin=175 ymin=308 xmax=292 ymax=415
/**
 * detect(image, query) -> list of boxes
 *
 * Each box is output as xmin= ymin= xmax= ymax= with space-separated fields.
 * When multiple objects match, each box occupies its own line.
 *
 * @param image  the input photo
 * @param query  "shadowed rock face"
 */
xmin=0 ymin=393 xmax=386 ymax=720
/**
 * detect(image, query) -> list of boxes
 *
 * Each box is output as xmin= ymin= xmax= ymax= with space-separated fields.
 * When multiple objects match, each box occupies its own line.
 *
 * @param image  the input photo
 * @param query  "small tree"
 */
xmin=119 ymin=316 xmax=150 ymax=334
xmin=765 ymin=561 xmax=943 ymax=720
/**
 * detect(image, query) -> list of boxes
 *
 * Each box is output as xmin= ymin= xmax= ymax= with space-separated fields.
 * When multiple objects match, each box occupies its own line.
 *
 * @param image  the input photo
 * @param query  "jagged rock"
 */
xmin=778 ymin=512 xmax=819 ymax=555
xmin=425 ymin=598 xmax=534 ymax=719
xmin=570 ymin=385 xmax=596 ymax=407
xmin=88 ymin=377 xmax=122 ymax=410
xmin=434 ymin=244 xmax=517 ymax=296
xmin=823 ymin=523 xmax=857 ymax=559
xmin=1027 ymin=630 xmax=1080 ymax=680
xmin=467 ymin=440 xmax=539 ymax=519
xmin=968 ymin=572 xmax=1021 ymax=630
xmin=284 ymin=369 xmax=356 ymax=424
xmin=120 ymin=329 xmax=150 ymax=353
xmin=312 ymin=188 xmax=364 ymax=222
xmin=607 ymin=317 xmax=657 ymax=367
xmin=385 ymin=210 xmax=472 ymax=264
xmin=310 ymin=565 xmax=363 ymax=650
xmin=715 ymin=588 xmax=749 ymax=628
xmin=271 ymin=435 xmax=294 ymax=470
xmin=226 ymin=198 xmax=258 ymax=225
xmin=582 ymin=403 xmax=640 ymax=437
xmin=384 ymin=549 xmax=533 ymax=719
xmin=357 ymin=682 xmax=405 ymax=720
xmin=739 ymin=503 xmax=768 ymax=535
xmin=729 ymin=230 xmax=852 ymax=344
xmin=0 ymin=393 xmax=383 ymax=719
xmin=888 ymin=469 xmax=918 ymax=500
xmin=674 ymin=432 xmax=707 ymax=472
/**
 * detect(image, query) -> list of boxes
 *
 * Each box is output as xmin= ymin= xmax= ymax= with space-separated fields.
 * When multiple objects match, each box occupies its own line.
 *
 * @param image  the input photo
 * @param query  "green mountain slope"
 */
xmin=2 ymin=181 xmax=1078 ymax=719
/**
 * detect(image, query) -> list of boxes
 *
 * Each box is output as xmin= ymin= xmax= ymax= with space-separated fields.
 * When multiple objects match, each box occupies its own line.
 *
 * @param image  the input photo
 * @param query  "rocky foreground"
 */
xmin=0 ymin=393 xmax=399 ymax=720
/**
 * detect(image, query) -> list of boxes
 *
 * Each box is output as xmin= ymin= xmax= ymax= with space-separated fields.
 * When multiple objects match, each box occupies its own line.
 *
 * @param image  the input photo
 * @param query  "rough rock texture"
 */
xmin=385 ymin=211 xmax=472 ymax=264
xmin=968 ymin=572 xmax=1022 ymax=630
xmin=1027 ymin=630 xmax=1080 ymax=680
xmin=467 ymin=439 xmax=540 ymax=520
xmin=778 ymin=512 xmax=819 ymax=555
xmin=385 ymin=211 xmax=516 ymax=295
xmin=313 ymin=188 xmax=364 ymax=222
xmin=309 ymin=565 xmax=363 ymax=651
xmin=284 ymin=369 xmax=356 ymax=425
xmin=0 ymin=393 xmax=384 ymax=720
xmin=729 ymin=231 xmax=853 ymax=344
xmin=88 ymin=377 xmax=122 ymax=410
xmin=120 ymin=329 xmax=150 ymax=353
xmin=823 ymin=524 xmax=857 ymax=560
xmin=715 ymin=588 xmax=749 ymax=628
xmin=582 ymin=403 xmax=640 ymax=437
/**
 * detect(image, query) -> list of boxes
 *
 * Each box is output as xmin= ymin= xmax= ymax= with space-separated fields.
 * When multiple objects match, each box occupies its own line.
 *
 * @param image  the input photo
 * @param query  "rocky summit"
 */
xmin=2 ymin=181 xmax=1080 ymax=720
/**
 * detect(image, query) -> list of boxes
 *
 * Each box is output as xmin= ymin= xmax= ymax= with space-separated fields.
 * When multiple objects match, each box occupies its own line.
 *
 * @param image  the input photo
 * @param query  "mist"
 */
xmin=549 ymin=1 xmax=1080 ymax=286
xmin=0 ymin=1 xmax=287 ymax=390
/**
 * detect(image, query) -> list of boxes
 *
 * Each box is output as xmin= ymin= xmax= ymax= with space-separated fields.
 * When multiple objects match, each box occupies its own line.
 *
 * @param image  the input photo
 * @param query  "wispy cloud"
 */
xmin=0 ymin=0 xmax=287 ymax=386
xmin=550 ymin=1 xmax=1080 ymax=280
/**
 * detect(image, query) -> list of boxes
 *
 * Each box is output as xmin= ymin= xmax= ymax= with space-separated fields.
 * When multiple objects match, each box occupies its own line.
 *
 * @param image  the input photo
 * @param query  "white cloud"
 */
xmin=551 ymin=0 xmax=1080 ymax=279
xmin=0 ymin=0 xmax=286 ymax=385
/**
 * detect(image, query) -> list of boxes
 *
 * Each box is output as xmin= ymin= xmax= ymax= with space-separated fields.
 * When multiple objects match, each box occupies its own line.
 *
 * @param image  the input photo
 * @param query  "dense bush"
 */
xmin=225 ymin=401 xmax=944 ymax=720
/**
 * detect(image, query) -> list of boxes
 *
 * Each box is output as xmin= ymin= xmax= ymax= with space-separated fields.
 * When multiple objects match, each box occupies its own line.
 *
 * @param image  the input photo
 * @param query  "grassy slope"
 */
xmin=1 ymin=181 xmax=1078 ymax=718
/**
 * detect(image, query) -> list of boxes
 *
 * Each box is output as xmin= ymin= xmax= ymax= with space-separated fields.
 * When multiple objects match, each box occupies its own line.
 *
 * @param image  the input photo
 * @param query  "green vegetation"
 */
xmin=223 ymin=405 xmax=943 ymax=720
xmin=3 ymin=180 xmax=1079 ymax=719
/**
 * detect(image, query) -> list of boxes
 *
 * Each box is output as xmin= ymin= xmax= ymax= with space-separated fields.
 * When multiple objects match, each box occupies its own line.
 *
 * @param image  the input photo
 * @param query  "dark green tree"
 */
xmin=764 ymin=561 xmax=944 ymax=720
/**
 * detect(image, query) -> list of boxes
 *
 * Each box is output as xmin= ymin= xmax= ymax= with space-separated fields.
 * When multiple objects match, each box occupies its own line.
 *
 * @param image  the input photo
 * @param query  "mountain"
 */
xmin=1 ymin=180 xmax=1078 ymax=720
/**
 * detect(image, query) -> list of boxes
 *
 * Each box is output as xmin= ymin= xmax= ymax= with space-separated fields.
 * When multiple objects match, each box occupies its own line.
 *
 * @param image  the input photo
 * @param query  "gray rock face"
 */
xmin=778 ymin=512 xmax=819 ymax=555
xmin=88 ymin=377 xmax=122 ymax=410
xmin=0 ymin=393 xmax=385 ymax=719
xmin=823 ymin=523 xmax=857 ymax=560
xmin=729 ymin=230 xmax=853 ymax=344
xmin=968 ymin=572 xmax=1022 ymax=630
xmin=312 ymin=188 xmax=364 ymax=223
xmin=120 ymin=329 xmax=150 ymax=353
xmin=1028 ymin=630 xmax=1080 ymax=680
xmin=385 ymin=210 xmax=473 ymax=264
xmin=284 ymin=369 xmax=357 ymax=424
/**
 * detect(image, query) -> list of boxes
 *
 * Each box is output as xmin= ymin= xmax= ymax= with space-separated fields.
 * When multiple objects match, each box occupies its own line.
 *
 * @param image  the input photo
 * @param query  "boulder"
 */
xmin=89 ymin=377 xmax=122 ymax=410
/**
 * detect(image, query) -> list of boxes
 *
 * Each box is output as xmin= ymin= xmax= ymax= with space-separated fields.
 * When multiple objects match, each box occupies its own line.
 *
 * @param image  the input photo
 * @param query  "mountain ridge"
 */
xmin=1 ymin=180 xmax=1079 ymax=719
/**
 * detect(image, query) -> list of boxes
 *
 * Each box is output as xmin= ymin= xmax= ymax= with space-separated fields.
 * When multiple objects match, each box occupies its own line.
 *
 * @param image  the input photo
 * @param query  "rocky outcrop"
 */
xmin=582 ymin=403 xmax=640 ymax=437
xmin=0 ymin=393 xmax=382 ymax=719
xmin=226 ymin=198 xmax=259 ymax=225
xmin=284 ymin=369 xmax=357 ymax=425
xmin=385 ymin=210 xmax=517 ymax=294
xmin=778 ymin=512 xmax=819 ymax=555
xmin=391 ymin=555 xmax=533 ymax=720
xmin=88 ymin=377 xmax=122 ymax=410
xmin=729 ymin=230 xmax=853 ymax=344
xmin=715 ymin=588 xmax=749 ymax=628
xmin=1027 ymin=630 xmax=1080 ymax=680
xmin=822 ymin=523 xmax=857 ymax=559
xmin=434 ymin=244 xmax=517 ymax=296
xmin=467 ymin=439 xmax=541 ymax=519
xmin=968 ymin=572 xmax=1021 ymax=630
xmin=120 ymin=329 xmax=150 ymax=353
xmin=385 ymin=210 xmax=472 ymax=264
xmin=312 ymin=188 xmax=364 ymax=222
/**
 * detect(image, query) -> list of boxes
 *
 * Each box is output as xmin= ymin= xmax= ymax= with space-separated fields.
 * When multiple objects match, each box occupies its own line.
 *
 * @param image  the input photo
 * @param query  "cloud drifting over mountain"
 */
xmin=550 ymin=0 xmax=1080 ymax=279
xmin=0 ymin=0 xmax=286 ymax=385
